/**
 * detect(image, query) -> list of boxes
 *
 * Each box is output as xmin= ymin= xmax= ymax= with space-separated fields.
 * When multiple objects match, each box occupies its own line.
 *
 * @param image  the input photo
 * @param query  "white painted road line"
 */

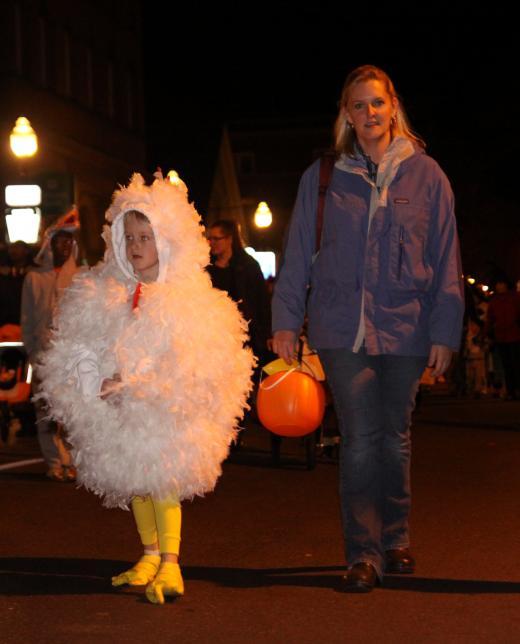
xmin=0 ymin=458 xmax=44 ymax=472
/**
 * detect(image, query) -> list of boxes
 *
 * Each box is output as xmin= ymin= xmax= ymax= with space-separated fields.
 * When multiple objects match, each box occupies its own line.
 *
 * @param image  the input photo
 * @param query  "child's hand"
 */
xmin=100 ymin=373 xmax=122 ymax=402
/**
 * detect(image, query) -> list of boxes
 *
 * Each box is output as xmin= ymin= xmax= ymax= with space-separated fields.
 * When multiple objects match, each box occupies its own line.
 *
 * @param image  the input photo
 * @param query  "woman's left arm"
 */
xmin=427 ymin=168 xmax=465 ymax=356
xmin=428 ymin=343 xmax=453 ymax=377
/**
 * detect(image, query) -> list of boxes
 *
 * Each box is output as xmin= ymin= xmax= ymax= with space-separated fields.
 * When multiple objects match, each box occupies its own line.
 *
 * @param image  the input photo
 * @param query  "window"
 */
xmin=38 ymin=16 xmax=47 ymax=85
xmin=86 ymin=47 xmax=93 ymax=107
xmin=63 ymin=29 xmax=71 ymax=96
xmin=14 ymin=2 xmax=22 ymax=74
xmin=125 ymin=68 xmax=135 ymax=128
xmin=107 ymin=61 xmax=115 ymax=118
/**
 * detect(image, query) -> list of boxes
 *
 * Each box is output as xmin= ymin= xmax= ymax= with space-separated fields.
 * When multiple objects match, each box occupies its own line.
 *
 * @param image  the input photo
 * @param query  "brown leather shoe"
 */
xmin=338 ymin=562 xmax=378 ymax=593
xmin=385 ymin=548 xmax=415 ymax=574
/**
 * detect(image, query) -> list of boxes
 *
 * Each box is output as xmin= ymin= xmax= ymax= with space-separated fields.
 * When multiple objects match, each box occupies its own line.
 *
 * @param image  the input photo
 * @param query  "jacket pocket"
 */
xmin=389 ymin=223 xmax=432 ymax=292
xmin=397 ymin=225 xmax=405 ymax=281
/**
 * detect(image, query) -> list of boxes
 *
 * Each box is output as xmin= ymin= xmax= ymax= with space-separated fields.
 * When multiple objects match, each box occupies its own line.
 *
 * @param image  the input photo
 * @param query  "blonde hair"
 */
xmin=124 ymin=209 xmax=150 ymax=224
xmin=334 ymin=65 xmax=425 ymax=156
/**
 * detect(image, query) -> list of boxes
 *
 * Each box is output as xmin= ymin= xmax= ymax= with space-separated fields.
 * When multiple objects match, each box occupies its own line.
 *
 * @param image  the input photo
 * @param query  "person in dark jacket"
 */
xmin=0 ymin=241 xmax=35 ymax=326
xmin=272 ymin=65 xmax=464 ymax=592
xmin=484 ymin=279 xmax=520 ymax=399
xmin=206 ymin=219 xmax=271 ymax=365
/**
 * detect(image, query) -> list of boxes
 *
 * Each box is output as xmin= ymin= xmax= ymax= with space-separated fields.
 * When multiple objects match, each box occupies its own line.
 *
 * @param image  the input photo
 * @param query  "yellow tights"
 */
xmin=111 ymin=494 xmax=184 ymax=603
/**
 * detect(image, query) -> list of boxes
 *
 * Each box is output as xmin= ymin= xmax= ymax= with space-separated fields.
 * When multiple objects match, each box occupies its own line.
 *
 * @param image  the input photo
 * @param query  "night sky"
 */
xmin=142 ymin=6 xmax=517 ymax=279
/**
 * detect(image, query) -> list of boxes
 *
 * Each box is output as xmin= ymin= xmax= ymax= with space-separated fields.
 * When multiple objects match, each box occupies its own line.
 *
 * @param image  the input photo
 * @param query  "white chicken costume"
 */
xmin=38 ymin=174 xmax=254 ymax=604
xmin=39 ymin=173 xmax=254 ymax=603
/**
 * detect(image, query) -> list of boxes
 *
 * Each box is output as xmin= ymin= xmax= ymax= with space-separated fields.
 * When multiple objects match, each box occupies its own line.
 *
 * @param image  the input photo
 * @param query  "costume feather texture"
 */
xmin=39 ymin=174 xmax=255 ymax=508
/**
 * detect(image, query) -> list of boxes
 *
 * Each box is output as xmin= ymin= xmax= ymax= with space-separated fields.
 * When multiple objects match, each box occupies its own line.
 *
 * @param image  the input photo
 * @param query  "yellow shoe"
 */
xmin=111 ymin=554 xmax=160 ymax=587
xmin=145 ymin=562 xmax=184 ymax=604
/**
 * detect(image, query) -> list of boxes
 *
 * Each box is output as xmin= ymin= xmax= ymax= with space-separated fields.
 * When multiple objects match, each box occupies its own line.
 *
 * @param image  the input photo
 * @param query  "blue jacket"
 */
xmin=272 ymin=146 xmax=464 ymax=356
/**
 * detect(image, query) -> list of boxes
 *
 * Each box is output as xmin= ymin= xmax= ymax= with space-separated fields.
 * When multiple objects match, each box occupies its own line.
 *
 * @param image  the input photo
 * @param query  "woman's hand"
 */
xmin=100 ymin=373 xmax=122 ymax=401
xmin=428 ymin=344 xmax=452 ymax=378
xmin=272 ymin=330 xmax=297 ymax=365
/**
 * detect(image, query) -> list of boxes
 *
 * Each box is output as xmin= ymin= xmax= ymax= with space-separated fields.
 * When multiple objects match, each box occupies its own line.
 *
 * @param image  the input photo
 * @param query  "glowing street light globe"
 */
xmin=10 ymin=117 xmax=38 ymax=158
xmin=254 ymin=201 xmax=273 ymax=228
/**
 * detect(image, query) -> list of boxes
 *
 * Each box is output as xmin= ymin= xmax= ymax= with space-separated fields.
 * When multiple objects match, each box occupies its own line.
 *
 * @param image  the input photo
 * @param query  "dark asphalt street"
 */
xmin=1 ymin=392 xmax=520 ymax=643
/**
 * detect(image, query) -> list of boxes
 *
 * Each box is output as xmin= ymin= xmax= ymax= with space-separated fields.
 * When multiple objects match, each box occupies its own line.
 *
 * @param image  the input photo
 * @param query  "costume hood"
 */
xmin=34 ymin=206 xmax=80 ymax=270
xmin=106 ymin=172 xmax=209 ymax=283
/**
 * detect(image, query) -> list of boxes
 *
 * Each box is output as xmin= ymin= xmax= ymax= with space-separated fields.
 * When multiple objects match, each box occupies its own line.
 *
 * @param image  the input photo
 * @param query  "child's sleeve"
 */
xmin=65 ymin=346 xmax=102 ymax=398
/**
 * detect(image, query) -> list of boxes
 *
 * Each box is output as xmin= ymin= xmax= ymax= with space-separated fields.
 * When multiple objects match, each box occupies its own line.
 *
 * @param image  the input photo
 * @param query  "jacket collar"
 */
xmin=335 ymin=136 xmax=417 ymax=207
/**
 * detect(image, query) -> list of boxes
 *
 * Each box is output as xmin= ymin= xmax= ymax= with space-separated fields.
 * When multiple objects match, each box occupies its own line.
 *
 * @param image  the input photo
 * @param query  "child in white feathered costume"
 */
xmin=39 ymin=172 xmax=254 ymax=604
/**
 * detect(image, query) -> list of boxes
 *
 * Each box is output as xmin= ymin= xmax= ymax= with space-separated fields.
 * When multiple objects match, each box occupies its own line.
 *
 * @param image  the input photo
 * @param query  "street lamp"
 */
xmin=254 ymin=201 xmax=272 ymax=228
xmin=250 ymin=201 xmax=275 ymax=277
xmin=5 ymin=116 xmax=41 ymax=243
xmin=10 ymin=117 xmax=38 ymax=158
xmin=5 ymin=208 xmax=41 ymax=243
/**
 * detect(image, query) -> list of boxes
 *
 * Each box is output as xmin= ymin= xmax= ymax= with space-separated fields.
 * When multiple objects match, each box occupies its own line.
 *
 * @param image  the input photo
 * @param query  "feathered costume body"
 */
xmin=39 ymin=174 xmax=254 ymax=508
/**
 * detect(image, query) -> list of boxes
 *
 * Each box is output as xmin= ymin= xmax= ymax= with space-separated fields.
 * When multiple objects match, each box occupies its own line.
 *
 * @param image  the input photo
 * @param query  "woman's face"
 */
xmin=208 ymin=226 xmax=232 ymax=258
xmin=344 ymin=79 xmax=397 ymax=151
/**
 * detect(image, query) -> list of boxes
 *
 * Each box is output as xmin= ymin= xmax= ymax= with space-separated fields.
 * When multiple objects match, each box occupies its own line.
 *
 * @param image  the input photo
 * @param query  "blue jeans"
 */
xmin=319 ymin=348 xmax=427 ymax=578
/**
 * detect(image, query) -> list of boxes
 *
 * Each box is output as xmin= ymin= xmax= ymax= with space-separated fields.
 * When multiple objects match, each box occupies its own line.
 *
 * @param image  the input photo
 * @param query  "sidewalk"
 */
xmin=415 ymin=387 xmax=520 ymax=431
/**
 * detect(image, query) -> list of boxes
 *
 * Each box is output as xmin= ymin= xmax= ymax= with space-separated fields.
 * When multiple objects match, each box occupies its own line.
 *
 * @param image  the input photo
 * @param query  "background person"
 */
xmin=271 ymin=65 xmax=464 ymax=592
xmin=484 ymin=279 xmax=520 ymax=400
xmin=206 ymin=219 xmax=271 ymax=367
xmin=21 ymin=214 xmax=79 ymax=481
xmin=0 ymin=241 xmax=35 ymax=326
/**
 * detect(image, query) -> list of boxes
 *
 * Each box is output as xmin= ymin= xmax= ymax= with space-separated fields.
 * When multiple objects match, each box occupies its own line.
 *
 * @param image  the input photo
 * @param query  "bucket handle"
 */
xmin=259 ymin=367 xmax=298 ymax=391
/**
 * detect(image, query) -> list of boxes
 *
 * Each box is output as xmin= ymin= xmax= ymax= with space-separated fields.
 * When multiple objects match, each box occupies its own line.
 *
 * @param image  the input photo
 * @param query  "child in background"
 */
xmin=465 ymin=318 xmax=487 ymax=397
xmin=39 ymin=172 xmax=254 ymax=604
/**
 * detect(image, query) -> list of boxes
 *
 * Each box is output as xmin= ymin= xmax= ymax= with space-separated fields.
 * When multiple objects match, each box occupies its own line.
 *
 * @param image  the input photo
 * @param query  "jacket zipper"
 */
xmin=397 ymin=226 xmax=404 ymax=280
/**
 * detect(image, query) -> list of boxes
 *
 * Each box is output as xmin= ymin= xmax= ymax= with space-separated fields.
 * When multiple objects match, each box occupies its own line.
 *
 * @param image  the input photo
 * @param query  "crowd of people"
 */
xmin=459 ymin=279 xmax=520 ymax=400
xmin=1 ymin=64 xmax=519 ymax=602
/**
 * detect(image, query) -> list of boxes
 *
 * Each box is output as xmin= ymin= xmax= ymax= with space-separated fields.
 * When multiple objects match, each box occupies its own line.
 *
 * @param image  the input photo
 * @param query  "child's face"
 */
xmin=124 ymin=215 xmax=159 ymax=282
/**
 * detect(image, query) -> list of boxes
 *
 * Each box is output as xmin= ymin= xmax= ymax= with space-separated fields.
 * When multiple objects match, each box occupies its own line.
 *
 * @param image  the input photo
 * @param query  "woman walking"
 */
xmin=272 ymin=65 xmax=464 ymax=592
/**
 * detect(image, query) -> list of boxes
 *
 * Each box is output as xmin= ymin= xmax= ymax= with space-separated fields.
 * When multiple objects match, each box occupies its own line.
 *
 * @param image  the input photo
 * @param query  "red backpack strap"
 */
xmin=316 ymin=153 xmax=335 ymax=254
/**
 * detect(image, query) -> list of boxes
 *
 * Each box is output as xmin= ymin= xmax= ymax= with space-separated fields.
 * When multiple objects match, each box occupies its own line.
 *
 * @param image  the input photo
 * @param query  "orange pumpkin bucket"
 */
xmin=257 ymin=369 xmax=326 ymax=437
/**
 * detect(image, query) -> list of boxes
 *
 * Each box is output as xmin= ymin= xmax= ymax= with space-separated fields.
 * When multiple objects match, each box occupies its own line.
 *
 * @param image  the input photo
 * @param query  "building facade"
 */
xmin=208 ymin=120 xmax=333 ymax=254
xmin=0 ymin=0 xmax=146 ymax=263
